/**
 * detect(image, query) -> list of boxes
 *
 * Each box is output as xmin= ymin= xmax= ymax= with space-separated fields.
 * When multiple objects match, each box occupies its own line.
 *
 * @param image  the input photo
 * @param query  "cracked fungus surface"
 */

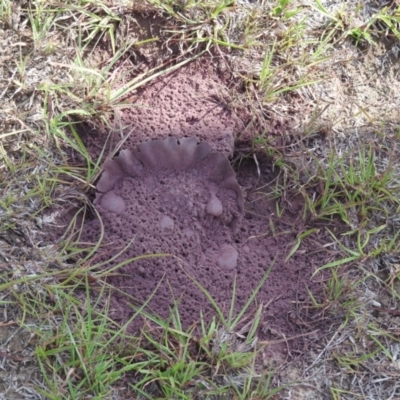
xmin=83 ymin=138 xmax=324 ymax=341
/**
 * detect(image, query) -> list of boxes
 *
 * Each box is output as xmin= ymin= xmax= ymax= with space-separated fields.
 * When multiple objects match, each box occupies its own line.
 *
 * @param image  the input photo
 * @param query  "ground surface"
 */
xmin=80 ymin=64 xmax=332 ymax=351
xmin=1 ymin=0 xmax=400 ymax=399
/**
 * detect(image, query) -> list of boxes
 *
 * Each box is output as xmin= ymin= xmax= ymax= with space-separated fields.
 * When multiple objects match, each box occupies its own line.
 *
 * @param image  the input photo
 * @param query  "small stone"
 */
xmin=217 ymin=244 xmax=238 ymax=270
xmin=242 ymin=245 xmax=250 ymax=254
xmin=206 ymin=195 xmax=223 ymax=216
xmin=159 ymin=215 xmax=174 ymax=229
xmin=100 ymin=191 xmax=126 ymax=214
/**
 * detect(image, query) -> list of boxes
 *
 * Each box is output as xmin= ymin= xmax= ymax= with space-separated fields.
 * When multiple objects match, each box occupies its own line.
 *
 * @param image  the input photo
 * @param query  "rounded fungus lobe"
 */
xmin=96 ymin=159 xmax=124 ymax=193
xmin=217 ymin=244 xmax=239 ymax=270
xmin=100 ymin=191 xmax=126 ymax=214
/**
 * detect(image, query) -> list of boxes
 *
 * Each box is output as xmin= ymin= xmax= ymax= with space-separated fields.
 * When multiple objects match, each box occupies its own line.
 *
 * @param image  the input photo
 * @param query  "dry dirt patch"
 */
xmin=75 ymin=62 xmax=336 ymax=356
xmin=0 ymin=319 xmax=40 ymax=400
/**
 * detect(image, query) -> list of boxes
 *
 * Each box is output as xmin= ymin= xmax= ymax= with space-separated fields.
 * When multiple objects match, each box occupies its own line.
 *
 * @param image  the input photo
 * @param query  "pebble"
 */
xmin=206 ymin=195 xmax=223 ymax=216
xmin=217 ymin=244 xmax=239 ymax=270
xmin=100 ymin=191 xmax=126 ymax=214
xmin=159 ymin=215 xmax=174 ymax=229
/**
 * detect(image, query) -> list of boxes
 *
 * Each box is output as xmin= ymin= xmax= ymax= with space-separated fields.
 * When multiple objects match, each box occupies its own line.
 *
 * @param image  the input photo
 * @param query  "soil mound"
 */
xmin=83 ymin=137 xmax=326 ymax=347
xmin=84 ymin=137 xmax=244 ymax=327
xmin=78 ymin=64 xmax=328 ymax=348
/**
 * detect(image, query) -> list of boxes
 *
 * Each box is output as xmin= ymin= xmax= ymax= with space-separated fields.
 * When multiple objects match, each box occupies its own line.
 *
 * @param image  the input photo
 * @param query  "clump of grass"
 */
xmin=312 ymin=0 xmax=400 ymax=46
xmin=34 ymin=283 xmax=137 ymax=399
xmin=295 ymin=139 xmax=400 ymax=263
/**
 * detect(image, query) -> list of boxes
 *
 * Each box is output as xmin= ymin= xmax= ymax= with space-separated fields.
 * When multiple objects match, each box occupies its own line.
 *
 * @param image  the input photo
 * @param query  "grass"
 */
xmin=11 ymin=257 xmax=281 ymax=399
xmin=1 ymin=0 xmax=400 ymax=398
xmin=299 ymin=140 xmax=400 ymax=273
